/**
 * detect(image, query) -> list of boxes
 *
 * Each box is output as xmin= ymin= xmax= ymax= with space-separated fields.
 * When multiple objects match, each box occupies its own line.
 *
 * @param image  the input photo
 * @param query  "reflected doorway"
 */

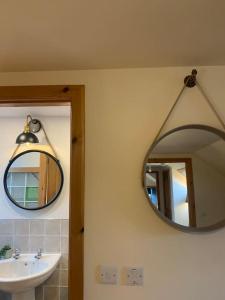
xmin=146 ymin=158 xmax=196 ymax=227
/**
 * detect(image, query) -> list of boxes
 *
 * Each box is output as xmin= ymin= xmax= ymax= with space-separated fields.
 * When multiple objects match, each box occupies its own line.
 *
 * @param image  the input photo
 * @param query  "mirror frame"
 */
xmin=143 ymin=124 xmax=225 ymax=232
xmin=3 ymin=149 xmax=64 ymax=211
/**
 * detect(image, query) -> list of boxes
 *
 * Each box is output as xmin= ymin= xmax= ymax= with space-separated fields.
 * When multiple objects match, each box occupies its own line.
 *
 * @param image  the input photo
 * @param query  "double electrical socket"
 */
xmin=98 ymin=266 xmax=118 ymax=284
xmin=124 ymin=267 xmax=143 ymax=286
xmin=97 ymin=265 xmax=143 ymax=286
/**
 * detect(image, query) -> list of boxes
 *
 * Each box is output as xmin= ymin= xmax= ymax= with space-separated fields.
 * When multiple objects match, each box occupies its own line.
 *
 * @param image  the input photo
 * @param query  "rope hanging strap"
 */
xmin=152 ymin=69 xmax=225 ymax=143
xmin=196 ymin=81 xmax=225 ymax=131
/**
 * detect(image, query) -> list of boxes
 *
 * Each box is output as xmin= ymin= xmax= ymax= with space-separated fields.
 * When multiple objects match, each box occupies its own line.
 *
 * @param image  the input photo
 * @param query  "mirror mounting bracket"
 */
xmin=184 ymin=69 xmax=197 ymax=88
xmin=152 ymin=69 xmax=225 ymax=146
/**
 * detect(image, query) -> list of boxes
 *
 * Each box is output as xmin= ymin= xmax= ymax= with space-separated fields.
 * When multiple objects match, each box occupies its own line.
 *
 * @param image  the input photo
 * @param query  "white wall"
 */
xmin=1 ymin=67 xmax=225 ymax=299
xmin=192 ymin=154 xmax=225 ymax=227
xmin=0 ymin=116 xmax=70 ymax=219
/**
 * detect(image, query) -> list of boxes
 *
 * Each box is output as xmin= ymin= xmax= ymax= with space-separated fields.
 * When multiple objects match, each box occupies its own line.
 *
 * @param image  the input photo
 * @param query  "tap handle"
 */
xmin=13 ymin=248 xmax=20 ymax=259
xmin=34 ymin=248 xmax=42 ymax=259
xmin=37 ymin=248 xmax=42 ymax=255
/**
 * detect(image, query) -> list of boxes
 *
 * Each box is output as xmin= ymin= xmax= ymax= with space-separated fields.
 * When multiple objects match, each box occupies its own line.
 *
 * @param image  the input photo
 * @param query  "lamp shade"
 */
xmin=16 ymin=132 xmax=39 ymax=144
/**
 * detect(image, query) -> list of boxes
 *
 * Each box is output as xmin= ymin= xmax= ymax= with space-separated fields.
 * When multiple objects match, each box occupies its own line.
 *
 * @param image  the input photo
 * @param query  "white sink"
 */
xmin=0 ymin=253 xmax=61 ymax=300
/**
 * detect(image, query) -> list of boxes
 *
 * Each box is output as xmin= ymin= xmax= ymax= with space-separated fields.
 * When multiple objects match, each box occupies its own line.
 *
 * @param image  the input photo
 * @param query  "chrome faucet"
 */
xmin=13 ymin=249 xmax=20 ymax=259
xmin=35 ymin=248 xmax=42 ymax=259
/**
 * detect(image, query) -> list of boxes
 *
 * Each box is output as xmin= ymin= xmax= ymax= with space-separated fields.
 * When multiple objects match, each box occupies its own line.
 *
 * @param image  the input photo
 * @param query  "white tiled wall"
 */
xmin=0 ymin=219 xmax=69 ymax=300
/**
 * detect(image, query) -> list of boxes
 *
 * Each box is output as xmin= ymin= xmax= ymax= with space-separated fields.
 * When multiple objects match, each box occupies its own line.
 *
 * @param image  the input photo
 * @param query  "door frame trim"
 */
xmin=0 ymin=85 xmax=85 ymax=300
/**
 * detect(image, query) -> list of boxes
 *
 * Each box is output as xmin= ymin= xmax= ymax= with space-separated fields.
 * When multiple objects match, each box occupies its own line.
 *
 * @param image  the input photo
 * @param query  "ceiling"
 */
xmin=0 ymin=106 xmax=71 ymax=117
xmin=1 ymin=0 xmax=225 ymax=72
xmin=151 ymin=129 xmax=220 ymax=154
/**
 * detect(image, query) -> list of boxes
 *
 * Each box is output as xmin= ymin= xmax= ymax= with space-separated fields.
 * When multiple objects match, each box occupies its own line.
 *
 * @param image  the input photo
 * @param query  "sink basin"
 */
xmin=0 ymin=253 xmax=61 ymax=300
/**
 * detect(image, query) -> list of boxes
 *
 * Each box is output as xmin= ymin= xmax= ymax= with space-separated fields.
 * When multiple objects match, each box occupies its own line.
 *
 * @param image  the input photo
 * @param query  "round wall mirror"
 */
xmin=143 ymin=124 xmax=225 ymax=232
xmin=4 ymin=150 xmax=64 ymax=210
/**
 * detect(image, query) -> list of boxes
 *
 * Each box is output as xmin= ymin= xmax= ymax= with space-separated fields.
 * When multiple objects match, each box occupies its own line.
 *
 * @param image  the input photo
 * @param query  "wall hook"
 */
xmin=184 ymin=69 xmax=197 ymax=88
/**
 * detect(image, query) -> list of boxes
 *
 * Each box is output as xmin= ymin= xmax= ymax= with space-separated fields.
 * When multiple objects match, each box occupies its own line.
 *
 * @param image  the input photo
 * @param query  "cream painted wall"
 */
xmin=0 ymin=116 xmax=70 ymax=219
xmin=1 ymin=67 xmax=225 ymax=299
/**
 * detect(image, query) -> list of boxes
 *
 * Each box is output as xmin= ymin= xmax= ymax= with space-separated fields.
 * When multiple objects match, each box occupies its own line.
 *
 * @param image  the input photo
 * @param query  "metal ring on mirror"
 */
xmin=3 ymin=150 xmax=64 ymax=211
xmin=143 ymin=124 xmax=225 ymax=232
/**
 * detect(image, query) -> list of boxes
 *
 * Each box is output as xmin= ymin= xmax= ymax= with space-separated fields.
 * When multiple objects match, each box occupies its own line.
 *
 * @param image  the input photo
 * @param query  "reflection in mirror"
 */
xmin=4 ymin=151 xmax=63 ymax=210
xmin=144 ymin=125 xmax=225 ymax=231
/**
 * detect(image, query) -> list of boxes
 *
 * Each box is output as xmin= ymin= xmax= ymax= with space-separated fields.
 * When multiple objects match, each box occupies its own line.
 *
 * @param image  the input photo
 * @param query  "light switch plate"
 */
xmin=125 ymin=267 xmax=143 ymax=286
xmin=98 ymin=266 xmax=118 ymax=284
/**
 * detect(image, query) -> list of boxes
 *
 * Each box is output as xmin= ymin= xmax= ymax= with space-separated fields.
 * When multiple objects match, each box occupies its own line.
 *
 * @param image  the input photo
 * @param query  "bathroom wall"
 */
xmin=0 ymin=112 xmax=70 ymax=300
xmin=0 ymin=219 xmax=69 ymax=300
xmin=0 ymin=67 xmax=225 ymax=299
xmin=0 ymin=116 xmax=70 ymax=219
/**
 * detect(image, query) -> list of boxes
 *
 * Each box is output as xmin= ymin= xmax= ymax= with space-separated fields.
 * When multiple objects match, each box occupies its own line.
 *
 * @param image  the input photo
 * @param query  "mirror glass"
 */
xmin=4 ymin=150 xmax=63 ymax=210
xmin=144 ymin=125 xmax=225 ymax=231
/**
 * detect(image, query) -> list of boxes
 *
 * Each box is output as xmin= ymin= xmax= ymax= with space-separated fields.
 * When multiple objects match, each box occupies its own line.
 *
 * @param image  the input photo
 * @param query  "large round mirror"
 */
xmin=143 ymin=124 xmax=225 ymax=232
xmin=4 ymin=150 xmax=63 ymax=210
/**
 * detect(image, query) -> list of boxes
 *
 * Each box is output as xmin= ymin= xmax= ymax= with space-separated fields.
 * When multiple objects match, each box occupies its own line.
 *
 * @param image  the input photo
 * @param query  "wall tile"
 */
xmin=44 ymin=287 xmax=59 ymax=300
xmin=44 ymin=236 xmax=60 ymax=253
xmin=60 ymin=270 xmax=68 ymax=287
xmin=60 ymin=237 xmax=68 ymax=254
xmin=44 ymin=270 xmax=60 ymax=286
xmin=35 ymin=285 xmax=44 ymax=300
xmin=60 ymin=253 xmax=68 ymax=269
xmin=60 ymin=287 xmax=68 ymax=300
xmin=45 ymin=220 xmax=60 ymax=235
xmin=29 ymin=235 xmax=44 ymax=253
xmin=61 ymin=220 xmax=69 ymax=236
xmin=0 ymin=219 xmax=68 ymax=300
xmin=14 ymin=220 xmax=29 ymax=235
xmin=30 ymin=220 xmax=45 ymax=235
xmin=0 ymin=220 xmax=13 ymax=235
xmin=14 ymin=235 xmax=29 ymax=252
xmin=0 ymin=235 xmax=13 ymax=249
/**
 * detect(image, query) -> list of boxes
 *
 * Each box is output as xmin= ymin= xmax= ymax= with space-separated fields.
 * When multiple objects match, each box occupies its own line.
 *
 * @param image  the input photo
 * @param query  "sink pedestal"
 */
xmin=12 ymin=289 xmax=35 ymax=300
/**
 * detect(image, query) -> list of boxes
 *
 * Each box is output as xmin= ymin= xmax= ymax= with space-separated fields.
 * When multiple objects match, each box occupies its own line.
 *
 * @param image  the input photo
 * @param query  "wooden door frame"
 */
xmin=0 ymin=85 xmax=85 ymax=300
xmin=162 ymin=167 xmax=172 ymax=220
xmin=146 ymin=171 xmax=161 ymax=211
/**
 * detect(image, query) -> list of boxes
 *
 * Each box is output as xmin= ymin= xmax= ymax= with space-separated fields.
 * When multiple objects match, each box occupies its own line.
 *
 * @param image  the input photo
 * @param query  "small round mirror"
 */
xmin=143 ymin=124 xmax=225 ymax=232
xmin=4 ymin=150 xmax=63 ymax=210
